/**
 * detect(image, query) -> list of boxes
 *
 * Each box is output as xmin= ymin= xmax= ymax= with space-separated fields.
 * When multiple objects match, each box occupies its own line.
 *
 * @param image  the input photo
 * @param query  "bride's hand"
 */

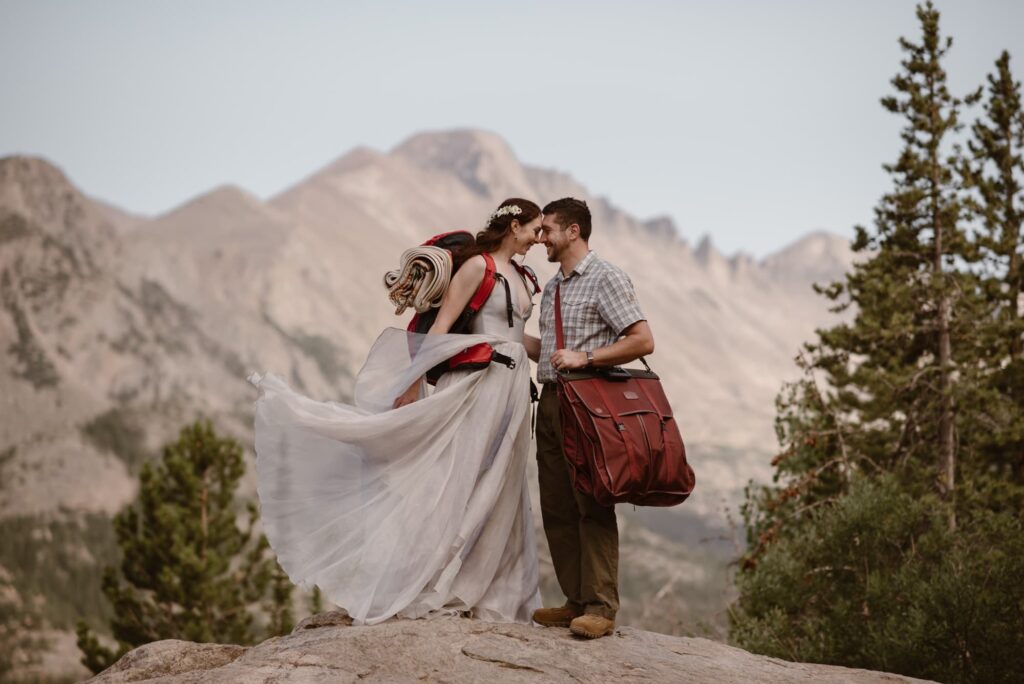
xmin=393 ymin=380 xmax=421 ymax=409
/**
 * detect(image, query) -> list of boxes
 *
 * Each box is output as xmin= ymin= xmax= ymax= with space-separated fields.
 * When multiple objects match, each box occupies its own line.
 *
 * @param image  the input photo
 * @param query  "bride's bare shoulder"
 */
xmin=453 ymin=255 xmax=487 ymax=285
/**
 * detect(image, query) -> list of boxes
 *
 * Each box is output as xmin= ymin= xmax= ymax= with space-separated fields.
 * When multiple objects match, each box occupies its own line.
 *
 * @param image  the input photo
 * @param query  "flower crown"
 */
xmin=488 ymin=204 xmax=522 ymax=223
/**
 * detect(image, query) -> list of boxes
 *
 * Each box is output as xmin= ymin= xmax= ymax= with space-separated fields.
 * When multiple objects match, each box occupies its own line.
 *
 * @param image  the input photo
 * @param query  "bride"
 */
xmin=249 ymin=198 xmax=544 ymax=625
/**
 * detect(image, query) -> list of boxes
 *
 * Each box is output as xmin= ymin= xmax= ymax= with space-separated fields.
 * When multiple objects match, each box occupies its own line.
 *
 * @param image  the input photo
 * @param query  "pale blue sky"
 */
xmin=1 ymin=1 xmax=1021 ymax=256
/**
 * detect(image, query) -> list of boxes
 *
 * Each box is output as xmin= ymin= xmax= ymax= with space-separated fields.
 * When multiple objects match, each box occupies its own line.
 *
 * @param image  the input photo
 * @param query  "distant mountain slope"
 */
xmin=0 ymin=130 xmax=856 ymax=527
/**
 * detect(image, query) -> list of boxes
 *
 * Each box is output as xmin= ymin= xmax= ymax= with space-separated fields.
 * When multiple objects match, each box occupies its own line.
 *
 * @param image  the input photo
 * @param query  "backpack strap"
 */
xmin=512 ymin=261 xmax=541 ymax=294
xmin=493 ymin=273 xmax=515 ymax=327
xmin=497 ymin=260 xmax=537 ymax=327
xmin=465 ymin=252 xmax=498 ymax=316
xmin=422 ymin=230 xmax=473 ymax=248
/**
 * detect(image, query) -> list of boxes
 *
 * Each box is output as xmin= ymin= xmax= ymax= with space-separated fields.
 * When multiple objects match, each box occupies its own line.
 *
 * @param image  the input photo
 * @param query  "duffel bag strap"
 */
xmin=555 ymin=282 xmax=566 ymax=350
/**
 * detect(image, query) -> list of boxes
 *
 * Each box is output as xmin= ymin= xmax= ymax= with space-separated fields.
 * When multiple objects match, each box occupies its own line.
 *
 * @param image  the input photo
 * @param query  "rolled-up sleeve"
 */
xmin=596 ymin=268 xmax=645 ymax=336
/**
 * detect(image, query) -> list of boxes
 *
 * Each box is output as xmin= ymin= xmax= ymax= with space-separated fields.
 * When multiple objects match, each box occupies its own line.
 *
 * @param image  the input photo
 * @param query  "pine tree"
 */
xmin=76 ymin=420 xmax=294 ymax=674
xmin=743 ymin=0 xmax=977 ymax=547
xmin=847 ymin=0 xmax=976 ymax=528
xmin=961 ymin=51 xmax=1024 ymax=497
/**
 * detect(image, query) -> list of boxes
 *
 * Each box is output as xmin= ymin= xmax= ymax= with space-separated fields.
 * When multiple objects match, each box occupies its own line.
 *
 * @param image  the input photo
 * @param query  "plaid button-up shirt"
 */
xmin=537 ymin=251 xmax=646 ymax=384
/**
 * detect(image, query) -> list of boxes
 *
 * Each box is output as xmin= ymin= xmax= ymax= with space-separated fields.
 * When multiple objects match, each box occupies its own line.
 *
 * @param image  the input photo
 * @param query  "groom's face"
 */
xmin=539 ymin=214 xmax=572 ymax=263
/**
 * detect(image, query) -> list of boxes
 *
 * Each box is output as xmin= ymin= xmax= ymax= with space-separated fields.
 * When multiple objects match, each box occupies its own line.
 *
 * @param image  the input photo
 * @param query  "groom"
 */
xmin=531 ymin=198 xmax=654 ymax=639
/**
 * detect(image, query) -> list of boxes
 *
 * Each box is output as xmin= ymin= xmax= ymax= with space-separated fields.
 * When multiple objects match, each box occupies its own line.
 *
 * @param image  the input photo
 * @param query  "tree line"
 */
xmin=731 ymin=3 xmax=1024 ymax=683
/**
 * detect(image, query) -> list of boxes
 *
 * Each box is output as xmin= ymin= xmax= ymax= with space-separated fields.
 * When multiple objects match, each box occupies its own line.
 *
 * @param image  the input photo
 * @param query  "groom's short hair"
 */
xmin=543 ymin=198 xmax=592 ymax=241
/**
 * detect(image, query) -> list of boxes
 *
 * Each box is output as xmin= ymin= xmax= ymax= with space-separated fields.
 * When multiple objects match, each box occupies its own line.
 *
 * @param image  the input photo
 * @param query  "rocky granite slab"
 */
xmin=87 ymin=612 xmax=934 ymax=683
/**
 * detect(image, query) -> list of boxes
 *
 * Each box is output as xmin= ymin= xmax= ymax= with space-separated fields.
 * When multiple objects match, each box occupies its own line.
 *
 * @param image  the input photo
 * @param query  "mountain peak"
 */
xmin=391 ymin=128 xmax=529 ymax=198
xmin=762 ymin=230 xmax=855 ymax=287
xmin=0 ymin=155 xmax=70 ymax=184
xmin=0 ymin=155 xmax=79 ymax=212
xmin=204 ymin=184 xmax=261 ymax=205
xmin=136 ymin=183 xmax=291 ymax=247
xmin=0 ymin=154 xmax=116 ymax=261
xmin=311 ymin=146 xmax=386 ymax=178
xmin=642 ymin=215 xmax=682 ymax=242
xmin=695 ymin=234 xmax=720 ymax=263
xmin=155 ymin=184 xmax=265 ymax=221
xmin=393 ymin=128 xmax=516 ymax=161
xmin=762 ymin=230 xmax=853 ymax=266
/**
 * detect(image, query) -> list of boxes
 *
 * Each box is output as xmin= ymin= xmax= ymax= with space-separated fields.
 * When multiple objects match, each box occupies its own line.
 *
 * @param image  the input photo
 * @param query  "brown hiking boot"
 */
xmin=569 ymin=614 xmax=615 ymax=639
xmin=532 ymin=604 xmax=581 ymax=627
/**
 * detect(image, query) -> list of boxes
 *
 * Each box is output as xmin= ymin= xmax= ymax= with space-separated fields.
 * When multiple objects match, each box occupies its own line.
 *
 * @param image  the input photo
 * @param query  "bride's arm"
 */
xmin=393 ymin=256 xmax=487 ymax=408
xmin=523 ymin=334 xmax=540 ymax=362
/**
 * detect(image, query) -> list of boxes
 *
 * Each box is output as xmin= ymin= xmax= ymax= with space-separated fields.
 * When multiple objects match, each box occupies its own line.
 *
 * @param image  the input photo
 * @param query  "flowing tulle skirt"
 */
xmin=248 ymin=328 xmax=541 ymax=625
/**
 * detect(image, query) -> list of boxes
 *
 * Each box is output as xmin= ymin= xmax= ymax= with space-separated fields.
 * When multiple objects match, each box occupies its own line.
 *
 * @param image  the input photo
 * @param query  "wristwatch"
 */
xmin=586 ymin=350 xmax=595 ymax=368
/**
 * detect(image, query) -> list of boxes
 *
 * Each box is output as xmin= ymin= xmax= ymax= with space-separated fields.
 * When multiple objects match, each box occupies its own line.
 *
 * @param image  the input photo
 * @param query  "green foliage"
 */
xmin=74 ymin=622 xmax=115 ymax=677
xmin=839 ymin=0 xmax=973 ymax=518
xmin=0 ymin=514 xmax=118 ymax=629
xmin=76 ymin=419 xmax=293 ymax=674
xmin=0 ymin=514 xmax=114 ymax=680
xmin=961 ymin=49 xmax=1024 ymax=488
xmin=733 ymin=477 xmax=1024 ymax=683
xmin=0 ymin=564 xmax=48 ymax=680
xmin=266 ymin=564 xmax=295 ymax=636
xmin=732 ymin=4 xmax=1024 ymax=682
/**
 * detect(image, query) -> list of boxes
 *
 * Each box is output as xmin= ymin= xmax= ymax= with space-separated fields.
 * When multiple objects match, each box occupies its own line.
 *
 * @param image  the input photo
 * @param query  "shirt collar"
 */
xmin=560 ymin=251 xmax=597 ymax=282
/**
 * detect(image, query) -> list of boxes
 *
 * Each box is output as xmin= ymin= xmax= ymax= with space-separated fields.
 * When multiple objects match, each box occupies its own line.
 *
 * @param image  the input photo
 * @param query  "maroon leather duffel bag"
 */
xmin=554 ymin=285 xmax=695 ymax=507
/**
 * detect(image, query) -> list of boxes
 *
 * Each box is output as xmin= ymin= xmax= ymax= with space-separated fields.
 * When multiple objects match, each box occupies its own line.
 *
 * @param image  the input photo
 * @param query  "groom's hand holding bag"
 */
xmin=553 ymin=283 xmax=696 ymax=507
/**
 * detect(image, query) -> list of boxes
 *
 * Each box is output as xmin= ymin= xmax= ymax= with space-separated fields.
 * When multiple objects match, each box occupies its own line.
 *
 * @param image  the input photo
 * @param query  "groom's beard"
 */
xmin=545 ymin=243 xmax=564 ymax=263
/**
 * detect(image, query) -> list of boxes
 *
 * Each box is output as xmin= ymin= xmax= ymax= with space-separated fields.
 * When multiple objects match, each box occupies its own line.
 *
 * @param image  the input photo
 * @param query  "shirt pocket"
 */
xmin=558 ymin=293 xmax=599 ymax=329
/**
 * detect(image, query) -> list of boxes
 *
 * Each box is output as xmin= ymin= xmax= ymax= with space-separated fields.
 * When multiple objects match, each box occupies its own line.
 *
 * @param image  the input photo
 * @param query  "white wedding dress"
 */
xmin=248 ymin=281 xmax=541 ymax=625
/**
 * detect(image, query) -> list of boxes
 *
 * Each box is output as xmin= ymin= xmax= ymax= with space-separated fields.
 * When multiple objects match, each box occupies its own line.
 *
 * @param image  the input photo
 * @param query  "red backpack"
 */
xmin=406 ymin=231 xmax=539 ymax=384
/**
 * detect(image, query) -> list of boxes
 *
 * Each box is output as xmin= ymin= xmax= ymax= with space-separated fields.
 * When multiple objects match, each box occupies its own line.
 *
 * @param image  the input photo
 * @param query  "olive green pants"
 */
xmin=535 ymin=383 xmax=619 ymax=620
